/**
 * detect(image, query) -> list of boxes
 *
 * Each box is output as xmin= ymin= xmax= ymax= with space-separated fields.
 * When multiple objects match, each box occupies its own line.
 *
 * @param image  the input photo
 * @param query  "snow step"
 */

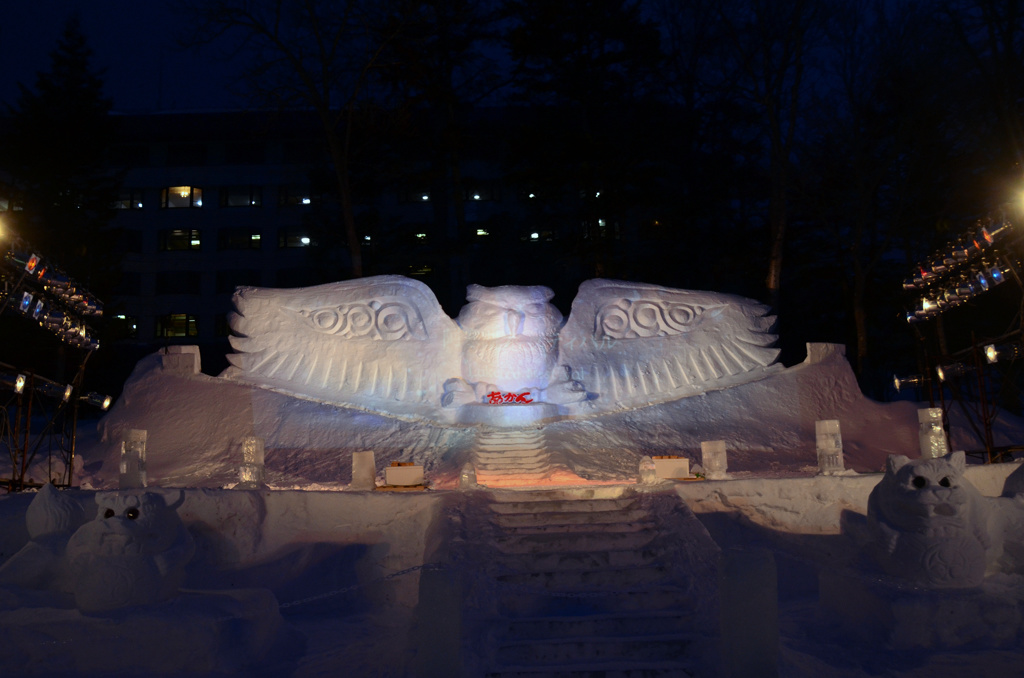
xmin=476 ymin=547 xmax=665 ymax=573
xmin=486 ymin=486 xmax=633 ymax=502
xmin=485 ymin=661 xmax=694 ymax=678
xmin=492 ymin=530 xmax=657 ymax=554
xmin=495 ymin=633 xmax=695 ymax=665
xmin=487 ymin=497 xmax=638 ymax=515
xmin=493 ymin=519 xmax=655 ymax=536
xmin=490 ymin=508 xmax=652 ymax=528
xmin=502 ymin=610 xmax=696 ymax=640
xmin=497 ymin=586 xmax=696 ymax=617
xmin=495 ymin=563 xmax=673 ymax=589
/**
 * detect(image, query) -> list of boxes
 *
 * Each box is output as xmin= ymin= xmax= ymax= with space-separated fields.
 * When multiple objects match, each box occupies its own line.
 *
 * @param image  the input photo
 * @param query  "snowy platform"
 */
xmin=0 ymin=588 xmax=295 ymax=674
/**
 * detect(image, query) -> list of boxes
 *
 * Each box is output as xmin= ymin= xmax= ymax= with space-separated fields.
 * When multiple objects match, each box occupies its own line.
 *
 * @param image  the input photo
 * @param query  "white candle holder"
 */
xmin=701 ymin=440 xmax=728 ymax=480
xmin=119 ymin=429 xmax=147 ymax=489
xmin=918 ymin=408 xmax=950 ymax=459
xmin=815 ymin=420 xmax=844 ymax=475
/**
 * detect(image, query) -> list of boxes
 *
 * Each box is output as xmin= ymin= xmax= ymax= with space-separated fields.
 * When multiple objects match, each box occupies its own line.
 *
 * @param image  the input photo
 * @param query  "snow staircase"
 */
xmin=472 ymin=429 xmax=564 ymax=487
xmin=453 ymin=487 xmax=713 ymax=677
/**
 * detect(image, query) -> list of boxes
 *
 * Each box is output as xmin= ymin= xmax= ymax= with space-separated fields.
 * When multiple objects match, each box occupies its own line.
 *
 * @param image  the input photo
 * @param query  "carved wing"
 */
xmin=223 ymin=275 xmax=462 ymax=416
xmin=558 ymin=279 xmax=780 ymax=412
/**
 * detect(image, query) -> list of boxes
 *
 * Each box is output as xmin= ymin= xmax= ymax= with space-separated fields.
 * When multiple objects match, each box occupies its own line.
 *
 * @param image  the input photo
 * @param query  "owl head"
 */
xmin=456 ymin=284 xmax=563 ymax=340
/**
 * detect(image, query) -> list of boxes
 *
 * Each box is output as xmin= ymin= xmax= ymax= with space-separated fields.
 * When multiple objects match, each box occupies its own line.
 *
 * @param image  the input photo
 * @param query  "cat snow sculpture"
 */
xmin=222 ymin=275 xmax=780 ymax=421
xmin=64 ymin=491 xmax=195 ymax=613
xmin=867 ymin=452 xmax=993 ymax=588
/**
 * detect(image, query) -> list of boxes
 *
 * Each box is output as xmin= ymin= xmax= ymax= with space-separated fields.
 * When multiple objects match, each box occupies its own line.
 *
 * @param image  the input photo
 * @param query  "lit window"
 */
xmin=113 ymin=188 xmax=145 ymax=209
xmin=280 ymin=185 xmax=313 ymax=206
xmin=221 ymin=185 xmax=262 ymax=207
xmin=278 ymin=228 xmax=314 ymax=248
xmin=159 ymin=229 xmax=202 ymax=251
xmin=161 ymin=186 xmax=202 ymax=208
xmin=476 ymin=229 xmax=489 ymax=236
xmin=530 ymin=232 xmax=539 ymax=240
xmin=415 ymin=233 xmax=427 ymax=240
xmin=364 ymin=235 xmax=371 ymax=241
xmin=156 ymin=313 xmax=198 ymax=338
xmin=218 ymin=228 xmax=262 ymax=250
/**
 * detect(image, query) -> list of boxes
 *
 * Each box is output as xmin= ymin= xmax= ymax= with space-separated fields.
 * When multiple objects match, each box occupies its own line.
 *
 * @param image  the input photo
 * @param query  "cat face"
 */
xmin=82 ymin=492 xmax=183 ymax=556
xmin=879 ymin=452 xmax=973 ymax=527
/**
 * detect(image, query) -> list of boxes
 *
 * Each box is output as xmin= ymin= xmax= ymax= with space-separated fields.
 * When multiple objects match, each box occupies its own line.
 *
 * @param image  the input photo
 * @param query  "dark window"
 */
xmin=111 ymin=314 xmax=139 ymax=339
xmin=110 ymin=144 xmax=150 ymax=167
xmin=221 ymin=185 xmax=262 ymax=207
xmin=276 ymin=268 xmax=319 ymax=288
xmin=218 ymin=228 xmax=262 ymax=250
xmin=224 ymin=142 xmax=265 ymax=165
xmin=398 ymin=185 xmax=432 ymax=204
xmin=156 ymin=272 xmax=202 ymax=295
xmin=216 ymin=269 xmax=261 ymax=294
xmin=214 ymin=313 xmax=232 ymax=337
xmin=166 ymin=143 xmax=207 ymax=166
xmin=278 ymin=227 xmax=314 ymax=248
xmin=113 ymin=188 xmax=145 ymax=209
xmin=159 ymin=229 xmax=202 ymax=251
xmin=114 ymin=272 xmax=142 ymax=295
xmin=161 ymin=186 xmax=203 ymax=208
xmin=156 ymin=313 xmax=198 ymax=338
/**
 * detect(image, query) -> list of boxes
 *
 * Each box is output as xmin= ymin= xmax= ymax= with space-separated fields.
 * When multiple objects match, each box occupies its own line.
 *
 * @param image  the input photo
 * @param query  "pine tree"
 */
xmin=1 ymin=14 xmax=121 ymax=295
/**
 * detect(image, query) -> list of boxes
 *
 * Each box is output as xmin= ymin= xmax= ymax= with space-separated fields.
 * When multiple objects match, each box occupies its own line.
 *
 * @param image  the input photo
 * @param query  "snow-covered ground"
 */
xmin=1 ymin=340 xmax=1023 ymax=676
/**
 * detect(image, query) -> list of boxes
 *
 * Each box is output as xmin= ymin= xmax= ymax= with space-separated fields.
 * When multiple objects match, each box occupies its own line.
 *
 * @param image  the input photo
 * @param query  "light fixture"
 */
xmin=893 ymin=374 xmax=926 ymax=391
xmin=83 ymin=392 xmax=113 ymax=410
xmin=421 ymin=194 xmax=429 ymax=201
xmin=300 ymin=236 xmax=311 ymax=245
xmin=18 ymin=291 xmax=32 ymax=313
xmin=476 ymin=229 xmax=489 ymax=236
xmin=301 ymin=197 xmax=311 ymax=205
xmin=14 ymin=374 xmax=26 ymax=394
xmin=364 ymin=235 xmax=371 ymax=241
xmin=530 ymin=232 xmax=539 ymax=240
xmin=984 ymin=343 xmax=1024 ymax=364
xmin=415 ymin=233 xmax=426 ymax=240
xmin=473 ymin=193 xmax=481 ymax=200
xmin=936 ymin=363 xmax=971 ymax=382
xmin=62 ymin=385 xmax=73 ymax=402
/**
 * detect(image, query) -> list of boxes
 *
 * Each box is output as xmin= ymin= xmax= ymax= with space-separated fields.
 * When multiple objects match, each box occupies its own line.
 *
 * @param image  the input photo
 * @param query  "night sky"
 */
xmin=0 ymin=0 xmax=239 ymax=112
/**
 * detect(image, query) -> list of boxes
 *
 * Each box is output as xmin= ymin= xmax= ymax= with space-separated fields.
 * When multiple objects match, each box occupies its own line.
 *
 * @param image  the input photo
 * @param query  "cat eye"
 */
xmin=912 ymin=476 xmax=927 ymax=488
xmin=103 ymin=508 xmax=115 ymax=518
xmin=125 ymin=507 xmax=139 ymax=520
xmin=939 ymin=477 xmax=951 ymax=487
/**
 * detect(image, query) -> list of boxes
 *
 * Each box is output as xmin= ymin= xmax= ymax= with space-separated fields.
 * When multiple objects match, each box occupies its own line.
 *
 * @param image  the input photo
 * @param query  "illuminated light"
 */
xmin=251 ymin=234 xmax=261 ymax=241
xmin=300 ymin=236 xmax=311 ymax=245
xmin=195 ymin=199 xmax=202 ymax=207
xmin=936 ymin=363 xmax=971 ymax=382
xmin=137 ymin=202 xmax=143 ymax=208
xmin=178 ymin=189 xmax=189 ymax=198
xmin=902 ymin=278 xmax=918 ymax=291
xmin=24 ymin=254 xmax=40 ymax=274
xmin=14 ymin=374 xmax=26 ymax=394
xmin=984 ymin=343 xmax=1024 ymax=364
xmin=62 ymin=385 xmax=73 ymax=402
xmin=906 ymin=311 xmax=926 ymax=324
xmin=595 ymin=191 xmax=601 ymax=197
xmin=477 ymin=229 xmax=489 ymax=236
xmin=415 ymin=233 xmax=426 ymax=240
xmin=364 ymin=235 xmax=371 ymax=241
xmin=528 ymin=193 xmax=535 ymax=198
xmin=976 ymin=270 xmax=990 ymax=291
xmin=473 ymin=194 xmax=481 ymax=200
xmin=598 ymin=219 xmax=606 ymax=227
xmin=530 ymin=232 xmax=539 ymax=240
xmin=301 ymin=197 xmax=311 ymax=205
xmin=32 ymin=300 xmax=44 ymax=319
xmin=190 ymin=239 xmax=201 ymax=247
xmin=18 ymin=292 xmax=32 ymax=313
xmin=893 ymin=374 xmax=926 ymax=392
xmin=921 ymin=298 xmax=939 ymax=314
xmin=83 ymin=392 xmax=113 ymax=410
xmin=421 ymin=194 xmax=430 ymax=201
xmin=116 ymin=314 xmax=127 ymax=320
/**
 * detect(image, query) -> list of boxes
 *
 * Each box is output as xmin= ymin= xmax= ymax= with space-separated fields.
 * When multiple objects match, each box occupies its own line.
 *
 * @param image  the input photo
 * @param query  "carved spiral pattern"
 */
xmin=299 ymin=300 xmax=425 ymax=340
xmin=596 ymin=299 xmax=704 ymax=339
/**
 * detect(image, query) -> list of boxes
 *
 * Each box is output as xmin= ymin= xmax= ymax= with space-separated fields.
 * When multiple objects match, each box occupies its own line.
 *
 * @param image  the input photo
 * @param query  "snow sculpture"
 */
xmin=65 ymin=491 xmax=195 ymax=612
xmin=866 ymin=452 xmax=992 ymax=588
xmin=0 ymin=483 xmax=88 ymax=592
xmin=223 ymin=275 xmax=779 ymax=425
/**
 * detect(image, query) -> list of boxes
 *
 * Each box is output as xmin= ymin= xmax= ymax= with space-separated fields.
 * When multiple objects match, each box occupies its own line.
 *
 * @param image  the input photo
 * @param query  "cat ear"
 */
xmin=948 ymin=450 xmax=966 ymax=473
xmin=886 ymin=454 xmax=911 ymax=475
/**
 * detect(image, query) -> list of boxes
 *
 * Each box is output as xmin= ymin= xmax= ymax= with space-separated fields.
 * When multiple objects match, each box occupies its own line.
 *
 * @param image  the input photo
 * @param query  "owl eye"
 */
xmin=912 ymin=476 xmax=927 ymax=488
xmin=939 ymin=476 xmax=951 ymax=488
xmin=125 ymin=507 xmax=139 ymax=520
xmin=103 ymin=508 xmax=115 ymax=519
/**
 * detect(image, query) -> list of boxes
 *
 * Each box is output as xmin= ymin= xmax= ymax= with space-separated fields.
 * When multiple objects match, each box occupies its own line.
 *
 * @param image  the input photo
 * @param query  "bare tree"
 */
xmin=179 ymin=0 xmax=407 ymax=278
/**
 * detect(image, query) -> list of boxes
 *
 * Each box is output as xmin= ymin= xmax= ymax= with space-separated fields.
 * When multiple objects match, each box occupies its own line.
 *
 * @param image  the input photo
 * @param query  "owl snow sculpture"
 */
xmin=223 ymin=275 xmax=780 ymax=425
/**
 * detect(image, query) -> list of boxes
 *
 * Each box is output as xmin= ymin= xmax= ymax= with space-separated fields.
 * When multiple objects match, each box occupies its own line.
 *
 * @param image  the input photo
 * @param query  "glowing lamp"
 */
xmin=32 ymin=300 xmax=45 ymax=319
xmin=24 ymin=254 xmax=40 ymax=274
xmin=936 ymin=363 xmax=971 ymax=382
xmin=62 ymin=385 xmax=73 ymax=402
xmin=18 ymin=291 xmax=33 ymax=313
xmin=83 ymin=392 xmax=112 ymax=410
xmin=14 ymin=374 xmax=26 ymax=394
xmin=984 ymin=343 xmax=1024 ymax=364
xmin=893 ymin=374 xmax=926 ymax=392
